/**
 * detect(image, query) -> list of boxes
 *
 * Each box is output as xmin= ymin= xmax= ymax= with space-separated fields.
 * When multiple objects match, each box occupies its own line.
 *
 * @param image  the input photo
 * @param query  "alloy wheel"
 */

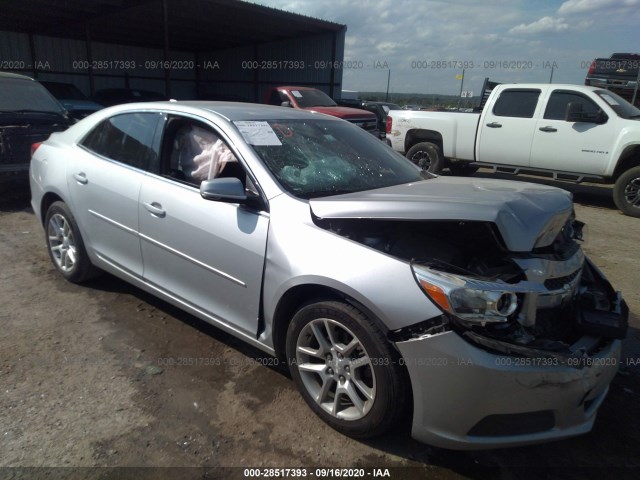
xmin=295 ymin=318 xmax=376 ymax=421
xmin=48 ymin=213 xmax=77 ymax=272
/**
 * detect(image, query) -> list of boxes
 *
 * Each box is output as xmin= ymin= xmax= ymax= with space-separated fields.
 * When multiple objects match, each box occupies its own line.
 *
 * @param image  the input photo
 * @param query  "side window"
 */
xmin=81 ymin=112 xmax=162 ymax=172
xmin=544 ymin=91 xmax=600 ymax=120
xmin=160 ymin=116 xmax=244 ymax=187
xmin=492 ymin=90 xmax=541 ymax=118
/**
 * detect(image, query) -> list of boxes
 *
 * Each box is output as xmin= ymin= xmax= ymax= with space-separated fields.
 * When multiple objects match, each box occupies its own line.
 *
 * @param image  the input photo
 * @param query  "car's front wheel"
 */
xmin=45 ymin=201 xmax=100 ymax=283
xmin=286 ymin=300 xmax=408 ymax=438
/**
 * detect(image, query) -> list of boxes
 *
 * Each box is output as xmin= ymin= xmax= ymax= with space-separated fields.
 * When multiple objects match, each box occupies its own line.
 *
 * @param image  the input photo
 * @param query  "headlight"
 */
xmin=413 ymin=266 xmax=546 ymax=325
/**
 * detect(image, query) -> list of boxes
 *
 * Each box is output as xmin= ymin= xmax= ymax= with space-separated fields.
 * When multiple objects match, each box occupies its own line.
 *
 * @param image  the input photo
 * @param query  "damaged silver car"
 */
xmin=30 ymin=102 xmax=628 ymax=449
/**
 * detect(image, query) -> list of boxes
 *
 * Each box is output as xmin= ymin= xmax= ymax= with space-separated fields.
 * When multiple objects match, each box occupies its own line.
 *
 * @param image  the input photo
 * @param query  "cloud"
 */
xmin=246 ymin=0 xmax=634 ymax=93
xmin=509 ymin=16 xmax=594 ymax=35
xmin=509 ymin=16 xmax=571 ymax=34
xmin=558 ymin=0 xmax=639 ymax=14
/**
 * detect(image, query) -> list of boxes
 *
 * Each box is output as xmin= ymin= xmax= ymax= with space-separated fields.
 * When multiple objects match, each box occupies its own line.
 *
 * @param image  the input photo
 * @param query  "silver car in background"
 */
xmin=30 ymin=102 xmax=628 ymax=449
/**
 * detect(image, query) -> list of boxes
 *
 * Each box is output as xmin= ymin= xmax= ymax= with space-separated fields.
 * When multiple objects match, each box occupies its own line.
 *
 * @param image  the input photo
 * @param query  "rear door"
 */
xmin=69 ymin=112 xmax=163 ymax=277
xmin=477 ymin=88 xmax=543 ymax=167
xmin=138 ymin=114 xmax=269 ymax=336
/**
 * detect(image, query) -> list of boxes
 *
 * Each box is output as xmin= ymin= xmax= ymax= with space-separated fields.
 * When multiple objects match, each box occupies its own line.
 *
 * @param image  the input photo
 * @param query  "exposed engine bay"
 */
xmin=314 ymin=217 xmax=628 ymax=363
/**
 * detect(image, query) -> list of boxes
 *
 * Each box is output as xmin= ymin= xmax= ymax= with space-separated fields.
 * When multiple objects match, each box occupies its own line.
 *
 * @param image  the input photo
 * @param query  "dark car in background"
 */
xmin=585 ymin=53 xmax=640 ymax=106
xmin=360 ymin=101 xmax=401 ymax=138
xmin=93 ymin=88 xmax=168 ymax=107
xmin=336 ymin=99 xmax=401 ymax=139
xmin=40 ymin=81 xmax=103 ymax=120
xmin=0 ymin=72 xmax=74 ymax=175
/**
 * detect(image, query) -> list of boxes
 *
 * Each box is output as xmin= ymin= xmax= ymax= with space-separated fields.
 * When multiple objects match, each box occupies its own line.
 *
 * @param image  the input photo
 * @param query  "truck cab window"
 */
xmin=544 ymin=91 xmax=600 ymax=120
xmin=492 ymin=90 xmax=540 ymax=118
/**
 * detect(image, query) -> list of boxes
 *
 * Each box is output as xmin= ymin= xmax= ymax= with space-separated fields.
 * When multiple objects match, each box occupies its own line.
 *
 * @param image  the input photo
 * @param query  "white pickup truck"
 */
xmin=386 ymin=83 xmax=640 ymax=217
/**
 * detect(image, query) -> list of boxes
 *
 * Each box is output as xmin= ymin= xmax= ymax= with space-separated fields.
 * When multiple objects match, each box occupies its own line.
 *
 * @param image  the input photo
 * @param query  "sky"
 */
xmin=249 ymin=0 xmax=640 ymax=98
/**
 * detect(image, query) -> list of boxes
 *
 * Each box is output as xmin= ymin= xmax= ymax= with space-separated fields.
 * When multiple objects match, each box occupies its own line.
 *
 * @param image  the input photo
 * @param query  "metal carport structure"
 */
xmin=0 ymin=0 xmax=346 ymax=100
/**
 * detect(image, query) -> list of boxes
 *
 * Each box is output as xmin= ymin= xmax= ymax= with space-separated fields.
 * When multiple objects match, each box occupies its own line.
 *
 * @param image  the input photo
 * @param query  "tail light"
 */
xmin=587 ymin=60 xmax=596 ymax=75
xmin=386 ymin=115 xmax=392 ymax=134
xmin=31 ymin=142 xmax=42 ymax=157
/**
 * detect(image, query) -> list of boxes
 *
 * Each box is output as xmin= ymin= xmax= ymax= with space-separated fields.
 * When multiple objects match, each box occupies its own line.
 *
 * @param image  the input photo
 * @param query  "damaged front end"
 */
xmin=310 ymin=180 xmax=627 ymax=448
xmin=315 ymin=214 xmax=628 ymax=367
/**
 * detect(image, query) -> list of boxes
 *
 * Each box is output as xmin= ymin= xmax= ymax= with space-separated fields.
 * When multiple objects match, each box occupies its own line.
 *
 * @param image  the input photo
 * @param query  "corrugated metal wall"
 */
xmin=199 ymin=31 xmax=345 ymax=102
xmin=0 ymin=27 xmax=344 ymax=102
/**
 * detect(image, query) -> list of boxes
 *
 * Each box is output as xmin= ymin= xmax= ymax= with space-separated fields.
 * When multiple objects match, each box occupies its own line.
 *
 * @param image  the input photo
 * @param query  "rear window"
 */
xmin=0 ymin=77 xmax=66 ymax=113
xmin=492 ymin=90 xmax=540 ymax=118
xmin=81 ymin=112 xmax=163 ymax=171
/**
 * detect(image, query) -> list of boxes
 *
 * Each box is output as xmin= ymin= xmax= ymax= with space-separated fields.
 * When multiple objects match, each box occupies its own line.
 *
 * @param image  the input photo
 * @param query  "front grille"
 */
xmin=544 ymin=269 xmax=581 ymax=290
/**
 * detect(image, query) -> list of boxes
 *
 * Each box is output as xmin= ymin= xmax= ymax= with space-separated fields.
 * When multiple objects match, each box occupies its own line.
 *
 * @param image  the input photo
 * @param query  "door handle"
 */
xmin=143 ymin=201 xmax=166 ymax=217
xmin=486 ymin=122 xmax=502 ymax=128
xmin=73 ymin=172 xmax=88 ymax=184
xmin=539 ymin=126 xmax=558 ymax=132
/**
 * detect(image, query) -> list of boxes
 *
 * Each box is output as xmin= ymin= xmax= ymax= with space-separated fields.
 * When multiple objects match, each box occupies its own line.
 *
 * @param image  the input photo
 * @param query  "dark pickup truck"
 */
xmin=585 ymin=53 xmax=640 ymax=106
xmin=1 ymin=72 xmax=74 ymax=174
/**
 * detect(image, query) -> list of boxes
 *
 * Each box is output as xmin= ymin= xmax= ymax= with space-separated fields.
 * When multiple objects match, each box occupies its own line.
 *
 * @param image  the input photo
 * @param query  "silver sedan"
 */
xmin=30 ymin=101 xmax=628 ymax=449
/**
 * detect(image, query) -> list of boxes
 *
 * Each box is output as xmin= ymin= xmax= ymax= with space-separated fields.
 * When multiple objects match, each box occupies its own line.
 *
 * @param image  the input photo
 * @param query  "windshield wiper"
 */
xmin=302 ymin=188 xmax=355 ymax=199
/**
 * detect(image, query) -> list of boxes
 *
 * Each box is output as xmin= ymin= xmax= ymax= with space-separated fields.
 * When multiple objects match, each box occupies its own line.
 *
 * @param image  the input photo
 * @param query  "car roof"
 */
xmin=103 ymin=101 xmax=342 ymax=121
xmin=0 ymin=71 xmax=35 ymax=81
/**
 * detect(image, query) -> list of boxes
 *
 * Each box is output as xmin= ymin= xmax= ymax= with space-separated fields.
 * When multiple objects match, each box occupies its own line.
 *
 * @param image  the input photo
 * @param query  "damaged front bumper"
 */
xmin=397 ymin=250 xmax=628 ymax=450
xmin=397 ymin=331 xmax=621 ymax=450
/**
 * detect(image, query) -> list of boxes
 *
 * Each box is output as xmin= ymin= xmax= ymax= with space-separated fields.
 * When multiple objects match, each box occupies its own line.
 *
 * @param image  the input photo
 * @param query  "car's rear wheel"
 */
xmin=405 ymin=142 xmax=444 ymax=174
xmin=613 ymin=166 xmax=640 ymax=218
xmin=45 ymin=201 xmax=99 ymax=283
xmin=286 ymin=300 xmax=407 ymax=438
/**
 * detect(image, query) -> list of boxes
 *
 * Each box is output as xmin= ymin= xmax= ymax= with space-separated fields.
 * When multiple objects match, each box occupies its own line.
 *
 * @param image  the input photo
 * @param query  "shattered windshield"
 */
xmin=235 ymin=119 xmax=424 ymax=199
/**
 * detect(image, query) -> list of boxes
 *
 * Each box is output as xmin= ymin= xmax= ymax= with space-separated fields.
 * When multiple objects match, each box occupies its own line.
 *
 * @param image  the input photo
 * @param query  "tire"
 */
xmin=613 ymin=166 xmax=640 ymax=218
xmin=405 ymin=142 xmax=444 ymax=174
xmin=286 ymin=300 xmax=408 ymax=438
xmin=449 ymin=162 xmax=479 ymax=176
xmin=44 ymin=201 xmax=100 ymax=283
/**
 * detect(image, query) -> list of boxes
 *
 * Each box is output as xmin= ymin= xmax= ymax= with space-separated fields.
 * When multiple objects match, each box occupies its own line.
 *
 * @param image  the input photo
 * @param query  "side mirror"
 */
xmin=200 ymin=177 xmax=247 ymax=203
xmin=280 ymin=101 xmax=293 ymax=108
xmin=565 ymin=102 xmax=583 ymax=122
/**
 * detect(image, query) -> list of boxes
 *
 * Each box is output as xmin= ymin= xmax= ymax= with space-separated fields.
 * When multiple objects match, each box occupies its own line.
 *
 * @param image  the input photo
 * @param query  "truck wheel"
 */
xmin=406 ymin=142 xmax=444 ymax=174
xmin=286 ymin=300 xmax=408 ymax=438
xmin=613 ymin=166 xmax=640 ymax=218
xmin=449 ymin=163 xmax=479 ymax=176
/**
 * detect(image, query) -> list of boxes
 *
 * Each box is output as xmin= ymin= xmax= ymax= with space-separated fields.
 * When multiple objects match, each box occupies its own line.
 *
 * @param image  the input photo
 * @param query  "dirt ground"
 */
xmin=1 ymin=171 xmax=639 ymax=480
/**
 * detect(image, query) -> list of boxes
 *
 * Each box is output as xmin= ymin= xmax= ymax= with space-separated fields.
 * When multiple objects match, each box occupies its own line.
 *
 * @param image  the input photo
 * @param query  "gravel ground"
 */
xmin=1 ymin=172 xmax=639 ymax=480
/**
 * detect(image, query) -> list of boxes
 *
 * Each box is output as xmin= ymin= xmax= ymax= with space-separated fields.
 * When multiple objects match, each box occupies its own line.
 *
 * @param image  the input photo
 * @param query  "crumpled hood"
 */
xmin=309 ymin=177 xmax=574 ymax=252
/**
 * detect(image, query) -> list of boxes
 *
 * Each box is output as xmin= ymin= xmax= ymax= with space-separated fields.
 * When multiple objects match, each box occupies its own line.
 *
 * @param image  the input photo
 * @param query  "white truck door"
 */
xmin=530 ymin=89 xmax=616 ymax=175
xmin=477 ymin=88 xmax=543 ymax=167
